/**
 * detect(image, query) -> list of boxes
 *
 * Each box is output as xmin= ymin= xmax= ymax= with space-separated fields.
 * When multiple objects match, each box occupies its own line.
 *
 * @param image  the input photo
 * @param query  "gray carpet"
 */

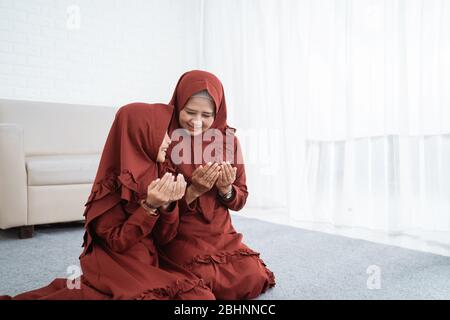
xmin=1 ymin=215 xmax=449 ymax=299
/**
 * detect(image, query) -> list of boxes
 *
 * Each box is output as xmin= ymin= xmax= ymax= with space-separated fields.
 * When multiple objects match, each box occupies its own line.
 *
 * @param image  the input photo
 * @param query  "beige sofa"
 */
xmin=0 ymin=99 xmax=118 ymax=238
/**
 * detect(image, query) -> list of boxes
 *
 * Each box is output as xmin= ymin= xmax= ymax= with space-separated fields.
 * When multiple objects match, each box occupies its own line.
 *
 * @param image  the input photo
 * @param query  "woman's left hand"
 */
xmin=215 ymin=162 xmax=237 ymax=195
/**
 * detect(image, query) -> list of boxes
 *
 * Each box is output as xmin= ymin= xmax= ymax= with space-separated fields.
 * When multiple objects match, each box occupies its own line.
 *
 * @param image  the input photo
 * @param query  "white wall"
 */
xmin=0 ymin=0 xmax=202 ymax=106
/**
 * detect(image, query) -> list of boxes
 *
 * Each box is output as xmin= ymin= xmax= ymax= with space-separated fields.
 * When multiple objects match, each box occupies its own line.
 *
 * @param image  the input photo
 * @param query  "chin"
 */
xmin=187 ymin=128 xmax=203 ymax=136
xmin=189 ymin=131 xmax=203 ymax=137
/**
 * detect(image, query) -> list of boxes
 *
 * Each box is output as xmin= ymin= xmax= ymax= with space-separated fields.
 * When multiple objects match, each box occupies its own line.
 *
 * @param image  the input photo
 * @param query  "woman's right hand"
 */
xmin=190 ymin=162 xmax=221 ymax=196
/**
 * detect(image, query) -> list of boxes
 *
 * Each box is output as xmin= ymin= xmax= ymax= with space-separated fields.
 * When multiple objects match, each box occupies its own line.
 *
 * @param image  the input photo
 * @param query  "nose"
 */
xmin=193 ymin=113 xmax=202 ymax=122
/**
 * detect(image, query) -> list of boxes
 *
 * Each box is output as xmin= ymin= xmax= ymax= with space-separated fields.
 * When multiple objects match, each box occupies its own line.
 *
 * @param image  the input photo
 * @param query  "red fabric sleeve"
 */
xmin=153 ymin=202 xmax=180 ymax=246
xmin=93 ymin=203 xmax=158 ymax=253
xmin=178 ymin=185 xmax=200 ymax=214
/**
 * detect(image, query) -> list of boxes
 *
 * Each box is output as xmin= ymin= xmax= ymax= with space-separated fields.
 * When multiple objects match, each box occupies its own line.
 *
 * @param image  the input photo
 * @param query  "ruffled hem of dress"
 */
xmin=131 ymin=278 xmax=209 ymax=300
xmin=183 ymin=248 xmax=276 ymax=289
xmin=255 ymin=257 xmax=276 ymax=289
xmin=182 ymin=248 xmax=260 ymax=268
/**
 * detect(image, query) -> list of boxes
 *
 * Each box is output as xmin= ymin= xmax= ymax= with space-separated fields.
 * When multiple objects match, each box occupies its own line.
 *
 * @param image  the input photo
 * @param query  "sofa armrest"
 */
xmin=0 ymin=124 xmax=28 ymax=229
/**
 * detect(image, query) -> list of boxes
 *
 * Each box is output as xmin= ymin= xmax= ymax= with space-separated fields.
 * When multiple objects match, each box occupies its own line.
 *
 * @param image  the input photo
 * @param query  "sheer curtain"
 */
xmin=197 ymin=0 xmax=450 ymax=245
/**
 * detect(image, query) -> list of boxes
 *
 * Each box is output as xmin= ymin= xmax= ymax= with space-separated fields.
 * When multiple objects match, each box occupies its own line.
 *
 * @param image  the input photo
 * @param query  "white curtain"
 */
xmin=197 ymin=0 xmax=450 ymax=245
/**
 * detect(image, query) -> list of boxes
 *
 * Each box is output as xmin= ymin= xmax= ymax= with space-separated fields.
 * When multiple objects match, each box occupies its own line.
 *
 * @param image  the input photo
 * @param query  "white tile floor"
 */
xmin=233 ymin=208 xmax=450 ymax=257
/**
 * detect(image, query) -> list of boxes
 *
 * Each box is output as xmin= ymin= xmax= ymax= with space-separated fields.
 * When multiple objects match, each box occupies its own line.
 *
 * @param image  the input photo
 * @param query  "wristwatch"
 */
xmin=220 ymin=188 xmax=234 ymax=201
xmin=139 ymin=199 xmax=159 ymax=216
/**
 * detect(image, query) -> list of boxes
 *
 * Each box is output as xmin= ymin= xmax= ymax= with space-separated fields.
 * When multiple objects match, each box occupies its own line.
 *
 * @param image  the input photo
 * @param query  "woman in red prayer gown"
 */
xmin=159 ymin=70 xmax=276 ymax=300
xmin=1 ymin=102 xmax=215 ymax=300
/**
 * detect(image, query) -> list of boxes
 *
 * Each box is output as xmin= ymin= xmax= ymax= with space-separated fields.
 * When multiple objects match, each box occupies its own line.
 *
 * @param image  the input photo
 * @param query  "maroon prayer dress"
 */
xmin=1 ymin=103 xmax=214 ymax=300
xmin=158 ymin=70 xmax=276 ymax=300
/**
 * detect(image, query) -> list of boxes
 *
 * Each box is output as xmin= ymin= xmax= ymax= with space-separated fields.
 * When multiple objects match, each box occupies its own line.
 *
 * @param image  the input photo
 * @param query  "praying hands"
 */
xmin=145 ymin=172 xmax=187 ymax=209
xmin=185 ymin=162 xmax=237 ymax=204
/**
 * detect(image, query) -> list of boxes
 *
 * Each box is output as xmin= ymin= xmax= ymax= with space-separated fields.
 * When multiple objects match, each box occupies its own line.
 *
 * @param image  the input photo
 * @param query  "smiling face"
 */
xmin=156 ymin=132 xmax=172 ymax=162
xmin=178 ymin=96 xmax=216 ymax=136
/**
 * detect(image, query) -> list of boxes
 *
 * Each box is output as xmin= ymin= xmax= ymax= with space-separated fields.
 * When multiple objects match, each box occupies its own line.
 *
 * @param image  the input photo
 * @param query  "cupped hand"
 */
xmin=215 ymin=161 xmax=237 ymax=195
xmin=191 ymin=162 xmax=221 ymax=195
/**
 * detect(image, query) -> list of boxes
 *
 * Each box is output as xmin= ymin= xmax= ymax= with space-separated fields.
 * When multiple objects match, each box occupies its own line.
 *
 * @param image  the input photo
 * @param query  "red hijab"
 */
xmin=167 ymin=70 xmax=238 ymax=222
xmin=168 ymin=70 xmax=230 ymax=133
xmin=81 ymin=102 xmax=173 ymax=255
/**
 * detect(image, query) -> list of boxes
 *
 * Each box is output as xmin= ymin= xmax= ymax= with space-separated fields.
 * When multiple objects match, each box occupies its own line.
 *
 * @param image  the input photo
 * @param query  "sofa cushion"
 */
xmin=26 ymin=154 xmax=100 ymax=186
xmin=0 ymin=99 xmax=117 ymax=155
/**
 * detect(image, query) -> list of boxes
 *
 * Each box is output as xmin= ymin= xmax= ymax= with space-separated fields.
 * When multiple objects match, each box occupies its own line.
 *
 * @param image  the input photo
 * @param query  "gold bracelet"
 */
xmin=139 ymin=199 xmax=159 ymax=216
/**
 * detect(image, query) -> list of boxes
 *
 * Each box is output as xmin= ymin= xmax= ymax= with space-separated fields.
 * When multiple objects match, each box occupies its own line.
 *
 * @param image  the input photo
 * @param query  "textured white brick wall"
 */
xmin=0 ymin=0 xmax=201 ymax=106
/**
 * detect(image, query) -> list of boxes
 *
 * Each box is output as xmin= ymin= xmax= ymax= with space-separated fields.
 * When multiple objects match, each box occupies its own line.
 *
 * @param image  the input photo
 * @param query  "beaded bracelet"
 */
xmin=139 ymin=199 xmax=159 ymax=216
